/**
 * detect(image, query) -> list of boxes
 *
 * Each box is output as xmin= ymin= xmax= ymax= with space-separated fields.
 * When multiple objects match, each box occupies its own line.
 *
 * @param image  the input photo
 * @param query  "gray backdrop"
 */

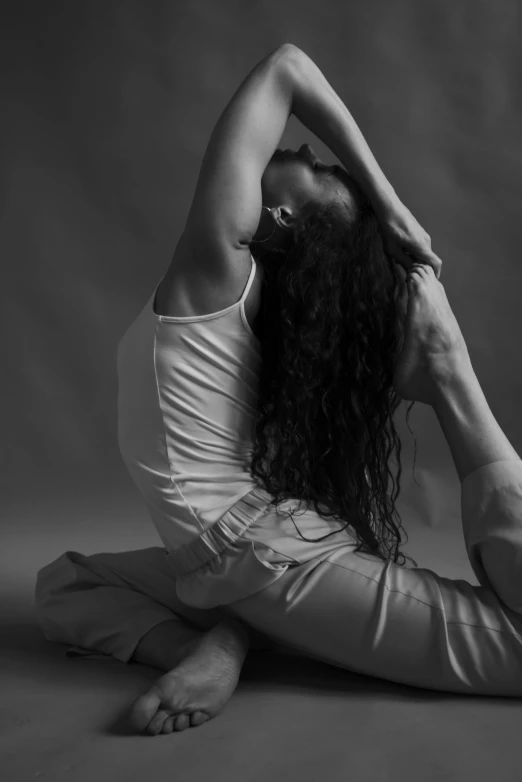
xmin=3 ymin=0 xmax=521 ymax=544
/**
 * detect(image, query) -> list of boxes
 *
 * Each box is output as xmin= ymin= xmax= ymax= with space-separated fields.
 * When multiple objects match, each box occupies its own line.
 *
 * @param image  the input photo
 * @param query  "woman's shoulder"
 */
xmin=154 ymin=232 xmax=263 ymax=323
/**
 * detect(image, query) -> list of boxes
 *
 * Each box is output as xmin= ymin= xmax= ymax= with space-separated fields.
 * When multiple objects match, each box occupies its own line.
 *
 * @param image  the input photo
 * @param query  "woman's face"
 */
xmin=261 ymin=143 xmax=361 ymax=214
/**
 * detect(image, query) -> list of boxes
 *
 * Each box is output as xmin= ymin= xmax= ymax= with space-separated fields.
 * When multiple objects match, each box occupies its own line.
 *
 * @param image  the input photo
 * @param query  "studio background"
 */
xmin=4 ymin=3 xmax=522 ymax=780
xmin=3 ymin=0 xmax=522 ymax=573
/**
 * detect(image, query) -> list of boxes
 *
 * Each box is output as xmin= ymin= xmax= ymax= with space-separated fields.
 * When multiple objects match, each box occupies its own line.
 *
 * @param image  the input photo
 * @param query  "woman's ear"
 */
xmin=272 ymin=205 xmax=295 ymax=231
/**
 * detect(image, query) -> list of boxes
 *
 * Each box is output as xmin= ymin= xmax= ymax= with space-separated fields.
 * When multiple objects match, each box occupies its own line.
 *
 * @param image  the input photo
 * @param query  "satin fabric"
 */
xmin=36 ymin=458 xmax=522 ymax=695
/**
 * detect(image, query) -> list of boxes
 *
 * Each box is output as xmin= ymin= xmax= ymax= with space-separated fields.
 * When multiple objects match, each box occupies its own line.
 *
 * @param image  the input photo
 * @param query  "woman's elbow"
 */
xmin=276 ymin=42 xmax=305 ymax=62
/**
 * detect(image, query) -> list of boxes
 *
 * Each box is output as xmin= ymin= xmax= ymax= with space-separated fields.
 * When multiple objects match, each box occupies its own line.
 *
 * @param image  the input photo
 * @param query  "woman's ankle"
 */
xmin=432 ymin=366 xmax=519 ymax=482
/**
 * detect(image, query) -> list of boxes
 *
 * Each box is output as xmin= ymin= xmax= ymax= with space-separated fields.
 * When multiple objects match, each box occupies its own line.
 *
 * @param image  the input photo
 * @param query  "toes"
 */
xmin=130 ymin=689 xmax=162 ymax=733
xmin=161 ymin=716 xmax=175 ymax=734
xmin=173 ymin=713 xmax=191 ymax=731
xmin=190 ymin=710 xmax=209 ymax=727
xmin=147 ymin=709 xmax=171 ymax=736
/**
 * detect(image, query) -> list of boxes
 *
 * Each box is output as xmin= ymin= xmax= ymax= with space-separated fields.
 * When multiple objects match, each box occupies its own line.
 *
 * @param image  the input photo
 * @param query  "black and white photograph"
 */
xmin=3 ymin=1 xmax=522 ymax=780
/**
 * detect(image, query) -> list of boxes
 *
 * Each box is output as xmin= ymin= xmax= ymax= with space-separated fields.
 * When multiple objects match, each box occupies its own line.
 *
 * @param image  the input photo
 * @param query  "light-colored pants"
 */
xmin=35 ymin=459 xmax=522 ymax=695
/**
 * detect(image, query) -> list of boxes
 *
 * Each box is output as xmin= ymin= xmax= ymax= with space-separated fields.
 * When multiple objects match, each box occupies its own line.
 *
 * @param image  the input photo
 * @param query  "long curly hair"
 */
xmin=250 ymin=198 xmax=418 ymax=567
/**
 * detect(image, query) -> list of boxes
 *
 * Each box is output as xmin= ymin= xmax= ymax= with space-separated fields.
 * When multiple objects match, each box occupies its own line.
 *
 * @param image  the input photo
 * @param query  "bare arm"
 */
xmin=184 ymin=43 xmax=438 ymax=281
xmin=184 ymin=44 xmax=295 ymax=254
xmin=287 ymin=48 xmax=398 ymax=213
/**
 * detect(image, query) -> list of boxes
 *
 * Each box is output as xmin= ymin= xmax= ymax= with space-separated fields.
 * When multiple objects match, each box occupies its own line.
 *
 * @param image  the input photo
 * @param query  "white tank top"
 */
xmin=116 ymin=254 xmax=262 ymax=552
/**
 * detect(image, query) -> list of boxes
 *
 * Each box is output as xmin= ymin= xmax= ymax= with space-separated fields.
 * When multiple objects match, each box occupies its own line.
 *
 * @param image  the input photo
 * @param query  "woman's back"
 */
xmin=116 ymin=253 xmax=263 ymax=553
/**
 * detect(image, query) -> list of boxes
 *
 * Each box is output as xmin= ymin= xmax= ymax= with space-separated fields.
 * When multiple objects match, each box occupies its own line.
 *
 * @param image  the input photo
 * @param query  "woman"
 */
xmin=36 ymin=45 xmax=522 ymax=735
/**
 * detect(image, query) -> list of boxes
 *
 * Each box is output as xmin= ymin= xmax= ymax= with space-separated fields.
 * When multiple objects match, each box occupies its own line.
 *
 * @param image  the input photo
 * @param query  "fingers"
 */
xmin=394 ymin=250 xmax=442 ymax=280
xmin=408 ymin=263 xmax=430 ymax=278
xmin=422 ymin=249 xmax=443 ymax=280
xmin=406 ymin=263 xmax=438 ymax=291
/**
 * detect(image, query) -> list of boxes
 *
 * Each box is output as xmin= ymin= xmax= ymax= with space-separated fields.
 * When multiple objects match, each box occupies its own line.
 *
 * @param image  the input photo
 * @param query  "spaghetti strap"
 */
xmin=239 ymin=254 xmax=257 ymax=304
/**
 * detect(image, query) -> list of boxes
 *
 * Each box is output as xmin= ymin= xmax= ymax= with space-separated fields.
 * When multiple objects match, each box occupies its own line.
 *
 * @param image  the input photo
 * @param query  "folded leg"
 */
xmin=35 ymin=547 xmax=234 ymax=662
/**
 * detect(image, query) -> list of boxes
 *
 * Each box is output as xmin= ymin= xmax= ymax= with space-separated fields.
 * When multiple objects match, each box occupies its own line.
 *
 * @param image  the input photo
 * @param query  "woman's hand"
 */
xmin=378 ymin=203 xmax=443 ymax=279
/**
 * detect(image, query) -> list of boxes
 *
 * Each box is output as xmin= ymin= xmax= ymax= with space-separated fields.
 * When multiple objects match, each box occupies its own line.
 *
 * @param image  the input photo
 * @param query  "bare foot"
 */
xmin=393 ymin=264 xmax=471 ymax=406
xmin=130 ymin=620 xmax=248 ymax=735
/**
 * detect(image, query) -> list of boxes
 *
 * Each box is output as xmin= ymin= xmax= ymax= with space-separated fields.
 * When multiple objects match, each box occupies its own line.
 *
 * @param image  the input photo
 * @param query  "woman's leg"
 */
xmin=35 ymin=547 xmax=228 ymax=662
xmin=35 ymin=547 xmax=253 ymax=733
xmin=220 ymin=265 xmax=522 ymax=695
xmin=431 ymin=334 xmax=519 ymax=484
xmin=396 ymin=263 xmax=522 ymax=611
xmin=224 ymin=458 xmax=522 ymax=696
xmin=431 ymin=362 xmax=522 ymax=613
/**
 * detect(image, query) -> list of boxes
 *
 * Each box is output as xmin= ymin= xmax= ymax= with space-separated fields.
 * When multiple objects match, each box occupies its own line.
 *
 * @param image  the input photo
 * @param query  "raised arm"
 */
xmin=183 ymin=44 xmax=294 ymax=260
xmin=184 ymin=43 xmax=440 ymax=280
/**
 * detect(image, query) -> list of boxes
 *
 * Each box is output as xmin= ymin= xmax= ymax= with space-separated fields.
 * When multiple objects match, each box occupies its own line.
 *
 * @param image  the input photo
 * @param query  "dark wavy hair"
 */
xmin=249 ymin=198 xmax=418 ymax=567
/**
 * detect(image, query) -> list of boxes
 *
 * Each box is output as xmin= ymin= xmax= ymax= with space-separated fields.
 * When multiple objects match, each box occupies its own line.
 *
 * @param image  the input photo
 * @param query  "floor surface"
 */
xmin=2 ymin=488 xmax=522 ymax=782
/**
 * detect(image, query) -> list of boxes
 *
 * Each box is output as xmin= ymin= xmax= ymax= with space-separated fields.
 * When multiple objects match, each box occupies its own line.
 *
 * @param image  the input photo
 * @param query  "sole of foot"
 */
xmin=130 ymin=620 xmax=246 ymax=735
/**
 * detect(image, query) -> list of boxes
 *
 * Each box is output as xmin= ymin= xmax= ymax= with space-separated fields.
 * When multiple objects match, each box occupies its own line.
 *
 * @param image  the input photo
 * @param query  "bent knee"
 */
xmin=34 ymin=551 xmax=85 ymax=630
